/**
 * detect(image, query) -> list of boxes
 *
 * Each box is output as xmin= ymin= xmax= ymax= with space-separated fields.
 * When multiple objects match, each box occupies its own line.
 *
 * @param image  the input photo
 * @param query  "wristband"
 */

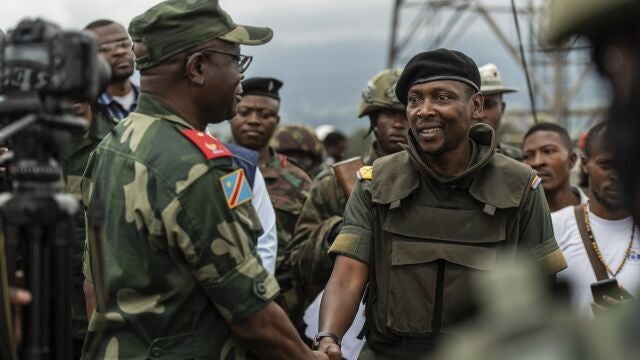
xmin=312 ymin=331 xmax=341 ymax=350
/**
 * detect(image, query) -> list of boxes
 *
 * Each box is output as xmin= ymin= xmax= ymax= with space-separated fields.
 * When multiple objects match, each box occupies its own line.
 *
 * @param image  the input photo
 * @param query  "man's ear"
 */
xmin=185 ymin=52 xmax=206 ymax=85
xmin=471 ymin=92 xmax=484 ymax=118
xmin=501 ymin=101 xmax=506 ymax=113
xmin=276 ymin=115 xmax=280 ymax=124
xmin=569 ymin=150 xmax=578 ymax=169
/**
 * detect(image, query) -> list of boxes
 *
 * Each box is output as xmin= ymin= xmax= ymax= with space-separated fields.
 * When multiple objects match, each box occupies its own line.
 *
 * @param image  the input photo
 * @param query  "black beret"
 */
xmin=241 ymin=77 xmax=283 ymax=100
xmin=395 ymin=49 xmax=481 ymax=105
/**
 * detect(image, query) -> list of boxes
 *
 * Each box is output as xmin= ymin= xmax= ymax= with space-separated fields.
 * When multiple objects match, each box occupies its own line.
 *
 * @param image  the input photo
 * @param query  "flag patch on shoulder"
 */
xmin=221 ymin=169 xmax=253 ymax=208
xmin=357 ymin=166 xmax=373 ymax=181
xmin=531 ymin=175 xmax=542 ymax=190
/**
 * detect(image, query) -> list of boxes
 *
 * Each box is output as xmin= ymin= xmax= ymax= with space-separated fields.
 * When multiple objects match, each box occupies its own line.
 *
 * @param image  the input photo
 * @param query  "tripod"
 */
xmin=0 ymin=109 xmax=85 ymax=360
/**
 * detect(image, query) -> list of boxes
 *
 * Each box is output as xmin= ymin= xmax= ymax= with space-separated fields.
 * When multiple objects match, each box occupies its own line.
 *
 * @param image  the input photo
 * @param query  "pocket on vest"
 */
xmin=383 ymin=206 xmax=505 ymax=336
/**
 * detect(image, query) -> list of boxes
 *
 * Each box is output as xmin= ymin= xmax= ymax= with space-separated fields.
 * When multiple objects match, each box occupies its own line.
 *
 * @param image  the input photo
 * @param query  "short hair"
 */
xmin=323 ymin=131 xmax=347 ymax=147
xmin=584 ymin=121 xmax=608 ymax=157
xmin=523 ymin=122 xmax=572 ymax=151
xmin=84 ymin=19 xmax=116 ymax=31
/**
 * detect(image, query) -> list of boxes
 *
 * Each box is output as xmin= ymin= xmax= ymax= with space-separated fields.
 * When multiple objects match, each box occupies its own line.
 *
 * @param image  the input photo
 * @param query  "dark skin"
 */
xmin=582 ymin=131 xmax=634 ymax=314
xmin=229 ymin=94 xmax=280 ymax=162
xmin=406 ymin=80 xmax=483 ymax=176
xmin=86 ymin=38 xmax=325 ymax=360
xmin=522 ymin=131 xmax=579 ymax=212
xmin=471 ymin=93 xmax=505 ymax=131
xmin=318 ymin=81 xmax=482 ymax=359
xmin=89 ymin=23 xmax=135 ymax=97
xmin=372 ymin=109 xmax=409 ymax=155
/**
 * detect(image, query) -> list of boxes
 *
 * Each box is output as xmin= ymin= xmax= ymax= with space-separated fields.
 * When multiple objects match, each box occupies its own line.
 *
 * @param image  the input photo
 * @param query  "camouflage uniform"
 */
xmin=60 ymin=107 xmax=114 ymax=349
xmin=82 ymin=94 xmax=279 ymax=359
xmin=288 ymin=69 xmax=404 ymax=296
xmin=270 ymin=124 xmax=325 ymax=177
xmin=259 ymin=147 xmax=311 ymax=322
xmin=288 ymin=144 xmax=382 ymax=293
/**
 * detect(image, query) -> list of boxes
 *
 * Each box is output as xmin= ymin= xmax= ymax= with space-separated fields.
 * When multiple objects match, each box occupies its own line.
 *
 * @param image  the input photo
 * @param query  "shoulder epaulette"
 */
xmin=357 ymin=166 xmax=373 ymax=181
xmin=180 ymin=129 xmax=232 ymax=160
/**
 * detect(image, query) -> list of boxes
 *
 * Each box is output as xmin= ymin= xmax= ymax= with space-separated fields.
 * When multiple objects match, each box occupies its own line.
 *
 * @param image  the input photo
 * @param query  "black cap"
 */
xmin=241 ymin=77 xmax=283 ymax=100
xmin=395 ymin=49 xmax=480 ymax=105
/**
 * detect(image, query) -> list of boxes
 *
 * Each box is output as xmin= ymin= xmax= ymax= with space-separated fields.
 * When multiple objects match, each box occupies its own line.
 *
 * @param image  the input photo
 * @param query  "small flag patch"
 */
xmin=357 ymin=166 xmax=373 ymax=181
xmin=221 ymin=169 xmax=253 ymax=208
xmin=531 ymin=175 xmax=542 ymax=190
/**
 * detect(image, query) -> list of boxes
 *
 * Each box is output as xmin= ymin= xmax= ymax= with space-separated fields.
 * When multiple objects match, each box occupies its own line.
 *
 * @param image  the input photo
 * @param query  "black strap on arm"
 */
xmin=574 ymin=204 xmax=609 ymax=281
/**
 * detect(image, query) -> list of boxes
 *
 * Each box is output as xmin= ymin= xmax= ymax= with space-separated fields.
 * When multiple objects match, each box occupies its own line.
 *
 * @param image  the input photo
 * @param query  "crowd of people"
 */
xmin=4 ymin=0 xmax=640 ymax=359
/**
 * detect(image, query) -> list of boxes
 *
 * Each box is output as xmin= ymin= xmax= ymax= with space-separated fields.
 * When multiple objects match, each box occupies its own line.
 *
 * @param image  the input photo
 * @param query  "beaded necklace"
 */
xmin=583 ymin=202 xmax=636 ymax=278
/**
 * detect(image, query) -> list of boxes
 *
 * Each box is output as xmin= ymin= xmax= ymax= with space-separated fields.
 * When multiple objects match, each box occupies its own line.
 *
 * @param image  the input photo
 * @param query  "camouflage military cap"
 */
xmin=271 ymin=124 xmax=324 ymax=161
xmin=546 ymin=0 xmax=640 ymax=44
xmin=358 ymin=68 xmax=405 ymax=118
xmin=129 ymin=0 xmax=273 ymax=70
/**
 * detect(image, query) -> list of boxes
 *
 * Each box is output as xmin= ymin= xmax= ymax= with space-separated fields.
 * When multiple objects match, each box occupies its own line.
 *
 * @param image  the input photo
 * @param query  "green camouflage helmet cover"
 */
xmin=357 ymin=68 xmax=405 ymax=118
xmin=546 ymin=0 xmax=640 ymax=44
xmin=270 ymin=124 xmax=324 ymax=161
xmin=129 ymin=0 xmax=273 ymax=70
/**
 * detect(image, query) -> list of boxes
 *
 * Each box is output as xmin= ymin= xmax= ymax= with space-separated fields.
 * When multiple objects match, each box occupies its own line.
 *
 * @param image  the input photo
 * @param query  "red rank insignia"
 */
xmin=181 ymin=129 xmax=232 ymax=160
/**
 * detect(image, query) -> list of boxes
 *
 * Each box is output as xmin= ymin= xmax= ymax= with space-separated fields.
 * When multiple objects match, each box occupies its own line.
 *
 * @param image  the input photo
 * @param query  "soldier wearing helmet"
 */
xmin=287 ymin=69 xmax=409 ymax=356
xmin=472 ymin=63 xmax=522 ymax=160
xmin=271 ymin=124 xmax=325 ymax=177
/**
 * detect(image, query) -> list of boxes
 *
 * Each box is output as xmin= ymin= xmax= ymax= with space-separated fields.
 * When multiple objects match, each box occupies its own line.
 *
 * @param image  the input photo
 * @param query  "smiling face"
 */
xmin=229 ymin=94 xmax=280 ymax=151
xmin=406 ymin=80 xmax=481 ymax=156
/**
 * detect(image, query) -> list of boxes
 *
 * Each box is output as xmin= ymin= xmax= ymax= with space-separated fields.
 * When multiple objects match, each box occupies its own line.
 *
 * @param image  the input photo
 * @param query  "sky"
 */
xmin=1 ymin=0 xmax=607 ymax=137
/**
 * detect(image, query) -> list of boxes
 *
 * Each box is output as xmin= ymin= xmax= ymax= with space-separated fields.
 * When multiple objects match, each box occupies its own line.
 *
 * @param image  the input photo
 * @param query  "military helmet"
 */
xmin=358 ymin=68 xmax=405 ymax=118
xmin=270 ymin=124 xmax=324 ymax=161
xmin=546 ymin=0 xmax=640 ymax=44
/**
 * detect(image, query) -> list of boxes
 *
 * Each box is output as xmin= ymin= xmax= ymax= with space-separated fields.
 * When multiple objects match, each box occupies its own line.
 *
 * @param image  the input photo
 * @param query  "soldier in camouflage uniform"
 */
xmin=271 ymin=124 xmax=325 ymax=177
xmin=472 ymin=63 xmax=523 ymax=161
xmin=81 ymin=1 xmax=326 ymax=359
xmin=288 ymin=68 xmax=409 ymax=299
xmin=60 ymin=102 xmax=114 ymax=358
xmin=229 ymin=77 xmax=313 ymax=324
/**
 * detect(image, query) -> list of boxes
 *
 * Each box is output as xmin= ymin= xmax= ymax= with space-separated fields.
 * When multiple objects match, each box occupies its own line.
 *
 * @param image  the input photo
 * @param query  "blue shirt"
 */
xmin=96 ymin=83 xmax=140 ymax=123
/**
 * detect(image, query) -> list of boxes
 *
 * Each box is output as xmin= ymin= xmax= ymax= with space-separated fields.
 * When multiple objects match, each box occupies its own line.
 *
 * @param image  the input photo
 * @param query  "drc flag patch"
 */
xmin=221 ymin=169 xmax=253 ymax=208
xmin=531 ymin=175 xmax=542 ymax=190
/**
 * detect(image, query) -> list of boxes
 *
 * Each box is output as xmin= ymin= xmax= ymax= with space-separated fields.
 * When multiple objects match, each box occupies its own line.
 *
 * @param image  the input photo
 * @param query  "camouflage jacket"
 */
xmin=60 ymin=108 xmax=114 ymax=341
xmin=81 ymin=94 xmax=279 ymax=359
xmin=259 ymin=148 xmax=311 ymax=322
xmin=288 ymin=143 xmax=381 ymax=295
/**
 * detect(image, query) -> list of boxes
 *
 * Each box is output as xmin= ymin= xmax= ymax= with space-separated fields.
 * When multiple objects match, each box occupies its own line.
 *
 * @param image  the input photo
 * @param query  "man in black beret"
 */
xmin=229 ymin=77 xmax=313 ymax=327
xmin=316 ymin=48 xmax=566 ymax=359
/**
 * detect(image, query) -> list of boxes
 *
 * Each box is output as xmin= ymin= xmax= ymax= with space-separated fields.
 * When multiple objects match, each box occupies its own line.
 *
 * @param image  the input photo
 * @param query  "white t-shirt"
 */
xmin=552 ymin=205 xmax=640 ymax=314
xmin=112 ymin=89 xmax=136 ymax=112
xmin=303 ymin=290 xmax=366 ymax=360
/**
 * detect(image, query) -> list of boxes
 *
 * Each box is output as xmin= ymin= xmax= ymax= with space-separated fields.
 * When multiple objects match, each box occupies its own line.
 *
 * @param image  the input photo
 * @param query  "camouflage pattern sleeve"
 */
xmin=288 ymin=170 xmax=347 ymax=288
xmin=164 ymin=165 xmax=280 ymax=323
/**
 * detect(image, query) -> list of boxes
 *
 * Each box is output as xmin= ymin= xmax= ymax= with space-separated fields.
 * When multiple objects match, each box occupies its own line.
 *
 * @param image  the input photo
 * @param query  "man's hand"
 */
xmin=9 ymin=286 xmax=31 ymax=344
xmin=591 ymin=286 xmax=634 ymax=317
xmin=313 ymin=350 xmax=331 ymax=360
xmin=317 ymin=337 xmax=341 ymax=360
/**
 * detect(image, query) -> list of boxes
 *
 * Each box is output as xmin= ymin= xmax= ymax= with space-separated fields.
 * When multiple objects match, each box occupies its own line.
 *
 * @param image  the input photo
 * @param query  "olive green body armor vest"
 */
xmin=363 ymin=143 xmax=535 ymax=354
